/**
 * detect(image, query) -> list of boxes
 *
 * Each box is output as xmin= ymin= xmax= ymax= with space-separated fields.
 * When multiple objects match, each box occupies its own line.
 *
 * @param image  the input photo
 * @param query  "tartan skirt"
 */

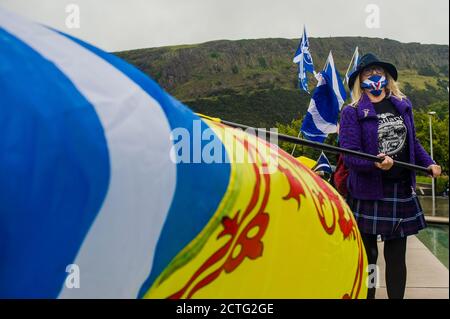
xmin=346 ymin=179 xmax=427 ymax=241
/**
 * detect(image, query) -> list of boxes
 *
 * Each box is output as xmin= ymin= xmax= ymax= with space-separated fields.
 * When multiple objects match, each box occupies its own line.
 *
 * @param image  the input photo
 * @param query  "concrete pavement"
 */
xmin=375 ymin=236 xmax=449 ymax=299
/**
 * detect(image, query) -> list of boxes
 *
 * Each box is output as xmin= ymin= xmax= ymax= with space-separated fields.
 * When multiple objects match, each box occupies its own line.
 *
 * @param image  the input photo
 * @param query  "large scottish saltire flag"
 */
xmin=293 ymin=25 xmax=315 ymax=93
xmin=0 ymin=8 xmax=367 ymax=299
xmin=300 ymin=52 xmax=347 ymax=142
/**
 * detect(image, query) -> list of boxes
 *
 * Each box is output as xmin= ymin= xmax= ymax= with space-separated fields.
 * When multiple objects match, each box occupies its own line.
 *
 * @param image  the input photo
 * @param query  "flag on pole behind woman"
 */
xmin=300 ymin=52 xmax=347 ymax=142
xmin=293 ymin=25 xmax=315 ymax=93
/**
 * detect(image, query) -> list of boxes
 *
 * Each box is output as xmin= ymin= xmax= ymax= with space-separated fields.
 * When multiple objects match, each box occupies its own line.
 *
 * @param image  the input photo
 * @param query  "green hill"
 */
xmin=115 ymin=37 xmax=448 ymax=127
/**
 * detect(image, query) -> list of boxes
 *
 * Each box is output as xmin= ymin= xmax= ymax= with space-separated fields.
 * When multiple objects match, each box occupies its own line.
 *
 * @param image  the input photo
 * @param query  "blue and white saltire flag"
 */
xmin=293 ymin=25 xmax=315 ymax=93
xmin=0 ymin=9 xmax=369 ymax=300
xmin=300 ymin=51 xmax=347 ymax=142
xmin=0 ymin=8 xmax=230 ymax=298
xmin=313 ymin=152 xmax=333 ymax=174
xmin=345 ymin=46 xmax=360 ymax=84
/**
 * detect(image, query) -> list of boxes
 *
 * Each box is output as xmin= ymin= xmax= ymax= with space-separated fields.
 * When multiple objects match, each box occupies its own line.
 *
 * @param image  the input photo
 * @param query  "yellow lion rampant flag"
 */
xmin=145 ymin=120 xmax=367 ymax=299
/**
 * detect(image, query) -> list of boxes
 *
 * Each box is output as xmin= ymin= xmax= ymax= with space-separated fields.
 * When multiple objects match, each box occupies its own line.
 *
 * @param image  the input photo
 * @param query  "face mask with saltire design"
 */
xmin=361 ymin=75 xmax=388 ymax=96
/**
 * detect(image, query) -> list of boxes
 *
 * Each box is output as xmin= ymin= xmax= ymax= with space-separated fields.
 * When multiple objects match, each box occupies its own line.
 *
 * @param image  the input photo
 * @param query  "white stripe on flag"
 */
xmin=327 ymin=54 xmax=345 ymax=108
xmin=314 ymin=164 xmax=330 ymax=171
xmin=306 ymin=76 xmax=338 ymax=134
xmin=0 ymin=9 xmax=177 ymax=298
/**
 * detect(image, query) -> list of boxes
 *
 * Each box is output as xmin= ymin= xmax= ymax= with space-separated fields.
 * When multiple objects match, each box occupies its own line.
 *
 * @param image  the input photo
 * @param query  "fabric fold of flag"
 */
xmin=345 ymin=46 xmax=360 ymax=85
xmin=300 ymin=52 xmax=347 ymax=142
xmin=314 ymin=152 xmax=333 ymax=174
xmin=293 ymin=25 xmax=315 ymax=93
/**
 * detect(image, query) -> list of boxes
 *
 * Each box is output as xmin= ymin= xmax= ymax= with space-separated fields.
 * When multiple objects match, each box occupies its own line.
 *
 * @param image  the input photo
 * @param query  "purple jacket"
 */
xmin=339 ymin=94 xmax=434 ymax=200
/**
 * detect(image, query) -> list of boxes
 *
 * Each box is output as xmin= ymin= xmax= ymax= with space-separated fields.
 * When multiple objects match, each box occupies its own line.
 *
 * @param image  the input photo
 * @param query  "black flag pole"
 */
xmin=196 ymin=113 xmax=432 ymax=175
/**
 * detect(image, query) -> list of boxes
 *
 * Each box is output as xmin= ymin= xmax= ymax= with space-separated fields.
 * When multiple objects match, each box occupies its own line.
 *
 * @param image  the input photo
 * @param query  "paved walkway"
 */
xmin=375 ymin=236 xmax=449 ymax=299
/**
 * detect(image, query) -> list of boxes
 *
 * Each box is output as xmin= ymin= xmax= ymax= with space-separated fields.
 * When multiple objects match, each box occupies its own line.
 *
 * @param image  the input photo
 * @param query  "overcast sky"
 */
xmin=1 ymin=0 xmax=448 ymax=52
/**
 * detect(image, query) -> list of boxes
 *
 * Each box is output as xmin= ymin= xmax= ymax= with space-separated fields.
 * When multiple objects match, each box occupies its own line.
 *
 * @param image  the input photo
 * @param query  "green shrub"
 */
xmin=416 ymin=175 xmax=449 ymax=194
xmin=258 ymin=57 xmax=267 ymax=68
xmin=417 ymin=65 xmax=439 ymax=76
xmin=210 ymin=52 xmax=219 ymax=59
xmin=436 ymin=176 xmax=449 ymax=194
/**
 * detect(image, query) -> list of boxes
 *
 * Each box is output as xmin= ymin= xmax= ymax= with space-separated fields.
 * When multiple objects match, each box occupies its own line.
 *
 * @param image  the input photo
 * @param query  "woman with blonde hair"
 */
xmin=339 ymin=53 xmax=441 ymax=299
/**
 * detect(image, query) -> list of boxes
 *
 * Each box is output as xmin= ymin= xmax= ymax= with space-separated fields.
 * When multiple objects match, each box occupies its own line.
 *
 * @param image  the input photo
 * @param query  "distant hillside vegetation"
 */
xmin=115 ymin=37 xmax=448 ymax=127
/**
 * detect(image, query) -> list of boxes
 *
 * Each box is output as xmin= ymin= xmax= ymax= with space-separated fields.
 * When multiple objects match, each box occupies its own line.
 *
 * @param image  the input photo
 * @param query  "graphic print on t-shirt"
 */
xmin=377 ymin=112 xmax=407 ymax=155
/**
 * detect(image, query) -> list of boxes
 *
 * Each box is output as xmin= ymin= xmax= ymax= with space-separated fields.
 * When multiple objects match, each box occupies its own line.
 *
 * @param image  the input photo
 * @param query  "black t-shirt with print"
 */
xmin=373 ymin=98 xmax=410 ymax=181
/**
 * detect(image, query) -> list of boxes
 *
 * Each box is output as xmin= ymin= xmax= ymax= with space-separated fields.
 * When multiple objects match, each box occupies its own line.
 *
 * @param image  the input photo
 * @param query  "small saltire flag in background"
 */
xmin=293 ymin=25 xmax=315 ymax=93
xmin=344 ymin=46 xmax=360 ymax=85
xmin=314 ymin=152 xmax=333 ymax=174
xmin=300 ymin=51 xmax=347 ymax=142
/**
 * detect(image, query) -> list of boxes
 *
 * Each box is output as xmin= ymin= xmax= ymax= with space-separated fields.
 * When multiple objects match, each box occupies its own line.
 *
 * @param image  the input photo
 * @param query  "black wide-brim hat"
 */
xmin=348 ymin=53 xmax=398 ymax=90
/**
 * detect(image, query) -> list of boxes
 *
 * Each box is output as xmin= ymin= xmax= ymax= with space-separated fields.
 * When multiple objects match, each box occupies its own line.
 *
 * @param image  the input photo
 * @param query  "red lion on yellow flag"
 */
xmin=145 ymin=121 xmax=367 ymax=299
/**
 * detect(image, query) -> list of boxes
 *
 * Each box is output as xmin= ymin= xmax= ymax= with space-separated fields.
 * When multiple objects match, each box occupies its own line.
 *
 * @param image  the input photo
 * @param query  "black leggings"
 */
xmin=362 ymin=234 xmax=407 ymax=299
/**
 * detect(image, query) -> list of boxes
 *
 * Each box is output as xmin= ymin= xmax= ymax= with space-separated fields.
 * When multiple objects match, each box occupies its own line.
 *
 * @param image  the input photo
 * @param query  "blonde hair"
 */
xmin=350 ymin=70 xmax=406 ymax=107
